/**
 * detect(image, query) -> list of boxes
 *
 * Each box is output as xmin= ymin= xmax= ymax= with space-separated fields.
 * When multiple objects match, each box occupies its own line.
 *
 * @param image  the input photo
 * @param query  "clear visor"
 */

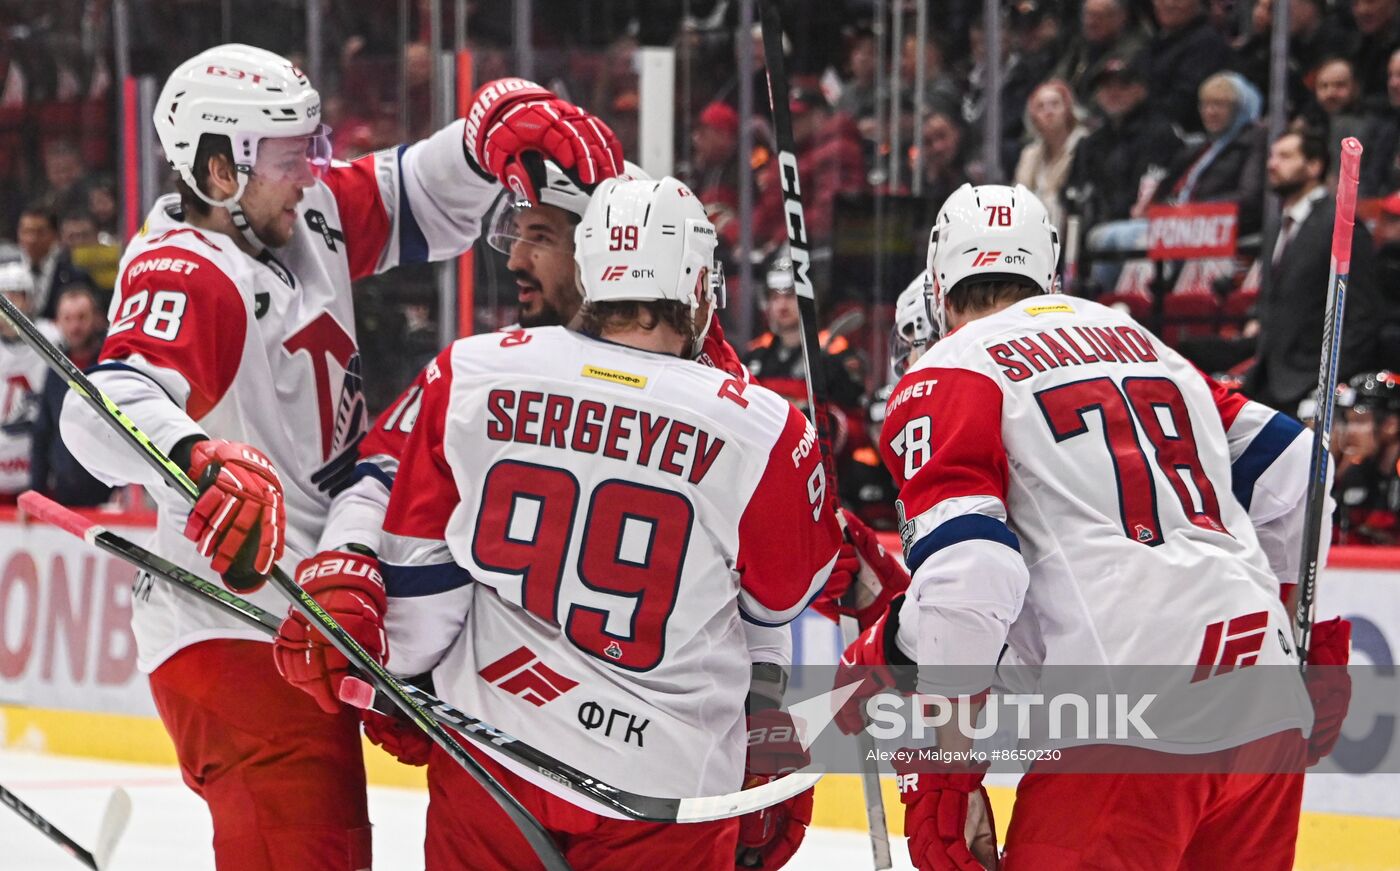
xmin=708 ymin=260 xmax=727 ymax=310
xmin=487 ymin=194 xmax=574 ymax=256
xmin=888 ymin=322 xmax=929 ymax=379
xmin=250 ymin=124 xmax=333 ymax=183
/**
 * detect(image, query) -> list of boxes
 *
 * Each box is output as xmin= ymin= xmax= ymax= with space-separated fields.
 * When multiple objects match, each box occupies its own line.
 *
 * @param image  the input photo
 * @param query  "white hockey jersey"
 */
xmin=378 ymin=327 xmax=841 ymax=812
xmin=881 ymin=294 xmax=1314 ymax=752
xmin=61 ymin=119 xmax=501 ymax=672
xmin=0 ymin=323 xmax=58 ymax=495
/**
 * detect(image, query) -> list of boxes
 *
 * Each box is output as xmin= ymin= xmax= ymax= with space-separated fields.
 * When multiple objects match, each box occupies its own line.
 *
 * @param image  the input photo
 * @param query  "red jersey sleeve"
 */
xmin=358 ymin=364 xmax=431 ymax=467
xmin=320 ymin=155 xmax=393 ymax=281
xmin=735 ymin=402 xmax=842 ymax=625
xmin=880 ymin=366 xmax=1018 ymax=570
xmin=100 ymin=246 xmax=247 ymax=421
xmin=379 ymin=347 xmax=473 ymax=598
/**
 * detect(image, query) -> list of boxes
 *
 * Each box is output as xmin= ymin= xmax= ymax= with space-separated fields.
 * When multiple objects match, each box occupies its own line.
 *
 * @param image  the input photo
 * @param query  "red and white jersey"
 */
xmin=0 ymin=323 xmax=57 ymax=495
xmin=60 ymin=119 xmax=501 ymax=671
xmin=379 ymin=327 xmax=840 ymax=811
xmin=881 ymin=294 xmax=1313 ymax=751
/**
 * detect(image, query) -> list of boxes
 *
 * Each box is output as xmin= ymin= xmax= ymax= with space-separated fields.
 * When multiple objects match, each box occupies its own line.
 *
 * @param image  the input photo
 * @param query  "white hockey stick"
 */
xmin=0 ymin=783 xmax=130 ymax=870
xmin=19 ymin=490 xmax=823 ymax=823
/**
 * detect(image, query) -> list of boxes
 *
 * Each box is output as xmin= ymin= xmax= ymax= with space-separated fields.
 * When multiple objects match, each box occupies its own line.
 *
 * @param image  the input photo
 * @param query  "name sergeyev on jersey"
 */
xmin=484 ymin=382 xmax=728 ymax=486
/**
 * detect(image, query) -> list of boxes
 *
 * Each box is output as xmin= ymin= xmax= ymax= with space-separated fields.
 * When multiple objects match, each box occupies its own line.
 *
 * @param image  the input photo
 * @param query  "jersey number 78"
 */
xmin=1035 ymin=376 xmax=1227 ymax=545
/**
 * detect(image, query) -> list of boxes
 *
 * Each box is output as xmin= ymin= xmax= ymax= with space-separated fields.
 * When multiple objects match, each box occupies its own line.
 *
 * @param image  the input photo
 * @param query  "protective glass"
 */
xmin=251 ymin=124 xmax=334 ymax=183
xmin=708 ymin=260 xmax=727 ymax=310
xmin=487 ymin=194 xmax=574 ymax=255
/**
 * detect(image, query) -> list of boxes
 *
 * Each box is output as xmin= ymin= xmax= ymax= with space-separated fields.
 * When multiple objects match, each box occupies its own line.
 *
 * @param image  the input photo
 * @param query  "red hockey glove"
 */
xmin=363 ymin=707 xmax=432 ymax=767
xmin=698 ymin=312 xmax=749 ymax=380
xmin=895 ymin=754 xmax=998 ymax=871
xmin=814 ymin=509 xmax=911 ymax=631
xmin=832 ymin=598 xmax=913 ymax=735
xmin=1305 ymin=616 xmax=1352 ymax=765
xmin=736 ymin=710 xmax=812 ymax=868
xmin=463 ymin=78 xmax=624 ymax=203
xmin=184 ymin=439 xmax=285 ymax=588
xmin=274 ymin=550 xmax=387 ymax=715
xmin=735 ymin=781 xmax=813 ymax=869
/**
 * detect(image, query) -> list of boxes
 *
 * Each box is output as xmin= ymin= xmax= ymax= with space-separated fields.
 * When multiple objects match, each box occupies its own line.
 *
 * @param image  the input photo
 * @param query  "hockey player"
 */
xmin=0 ymin=263 xmax=56 ymax=504
xmin=839 ymin=184 xmax=1352 ymax=870
xmin=59 ymin=43 xmax=622 ymax=869
xmin=275 ymin=175 xmax=841 ymax=868
xmin=840 ymin=272 xmax=937 ymax=530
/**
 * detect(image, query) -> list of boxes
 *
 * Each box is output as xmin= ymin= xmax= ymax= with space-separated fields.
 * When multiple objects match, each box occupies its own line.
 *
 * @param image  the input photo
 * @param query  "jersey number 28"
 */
xmin=472 ymin=460 xmax=690 ymax=672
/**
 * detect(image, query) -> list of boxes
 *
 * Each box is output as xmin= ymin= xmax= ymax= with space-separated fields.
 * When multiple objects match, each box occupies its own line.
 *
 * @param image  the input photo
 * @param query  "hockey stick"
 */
xmin=757 ymin=1 xmax=892 ymax=867
xmin=1291 ymin=136 xmax=1363 ymax=670
xmin=0 ymin=297 xmax=571 ymax=871
xmin=18 ymin=490 xmax=824 ymax=823
xmin=0 ymin=783 xmax=130 ymax=870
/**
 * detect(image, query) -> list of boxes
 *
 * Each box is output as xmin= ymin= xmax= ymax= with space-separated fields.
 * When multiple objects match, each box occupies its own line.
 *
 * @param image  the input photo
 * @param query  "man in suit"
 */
xmin=1245 ymin=130 xmax=1379 ymax=413
xmin=16 ymin=203 xmax=95 ymax=320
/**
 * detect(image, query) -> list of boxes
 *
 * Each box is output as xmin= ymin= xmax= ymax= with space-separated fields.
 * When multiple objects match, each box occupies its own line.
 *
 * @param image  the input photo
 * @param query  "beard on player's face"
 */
xmin=512 ymin=263 xmax=582 ymax=327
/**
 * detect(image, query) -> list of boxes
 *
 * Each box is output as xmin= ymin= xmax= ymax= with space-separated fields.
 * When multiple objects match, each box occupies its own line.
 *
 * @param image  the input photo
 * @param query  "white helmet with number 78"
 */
xmin=925 ymin=183 xmax=1060 ymax=336
xmin=574 ymin=176 xmax=725 ymax=355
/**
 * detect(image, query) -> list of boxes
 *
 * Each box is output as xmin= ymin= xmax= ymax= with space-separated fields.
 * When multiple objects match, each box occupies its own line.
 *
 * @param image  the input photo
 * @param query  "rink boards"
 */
xmin=1 ymin=509 xmax=1397 ymax=867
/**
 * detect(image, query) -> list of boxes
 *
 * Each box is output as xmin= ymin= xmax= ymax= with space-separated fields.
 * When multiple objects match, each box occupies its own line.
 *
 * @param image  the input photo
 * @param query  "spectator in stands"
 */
xmin=1154 ymin=72 xmax=1267 ymax=234
xmin=1148 ymin=0 xmax=1231 ymax=132
xmin=86 ymin=177 xmax=119 ymax=239
xmin=34 ymin=138 xmax=88 ymax=214
xmin=1357 ymin=48 xmax=1400 ymax=194
xmin=755 ymin=89 xmax=864 ymax=249
xmin=30 ymin=285 xmax=111 ymax=507
xmin=16 ymin=203 xmax=94 ymax=320
xmin=1300 ymin=58 xmax=1379 ymax=190
xmin=1371 ymin=190 xmax=1400 ymax=369
xmin=998 ymin=0 xmax=1067 ymax=173
xmin=1245 ymin=130 xmax=1379 ymax=411
xmin=1052 ymin=0 xmax=1150 ymax=104
xmin=1353 ymin=0 xmax=1400 ymax=101
xmin=915 ymin=109 xmax=973 ymax=219
xmin=1234 ymin=0 xmax=1352 ymax=107
xmin=899 ymin=30 xmax=960 ymax=117
xmin=1066 ymin=54 xmax=1183 ymax=234
xmin=837 ymin=27 xmax=881 ymax=140
xmin=1014 ymin=79 xmax=1088 ymax=234
xmin=689 ymin=101 xmax=742 ymax=248
xmin=59 ymin=209 xmax=118 ymax=297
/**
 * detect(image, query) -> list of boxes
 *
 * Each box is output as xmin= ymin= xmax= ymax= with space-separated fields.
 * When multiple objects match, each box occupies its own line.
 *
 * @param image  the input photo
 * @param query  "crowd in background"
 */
xmin=2 ymin=0 xmax=1399 ymax=541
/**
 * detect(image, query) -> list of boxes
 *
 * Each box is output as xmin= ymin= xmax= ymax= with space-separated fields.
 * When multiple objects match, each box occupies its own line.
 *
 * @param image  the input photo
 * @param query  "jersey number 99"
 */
xmin=472 ymin=460 xmax=691 ymax=672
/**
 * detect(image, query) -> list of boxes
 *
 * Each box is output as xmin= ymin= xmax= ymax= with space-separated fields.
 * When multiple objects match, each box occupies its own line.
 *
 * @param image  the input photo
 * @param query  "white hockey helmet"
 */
xmin=154 ymin=44 xmax=329 ymax=210
xmin=891 ymin=269 xmax=935 ymax=377
xmin=575 ymin=176 xmax=724 ymax=354
xmin=487 ymin=159 xmax=649 ymax=254
xmin=925 ymin=183 xmax=1059 ymax=335
xmin=0 ymin=262 xmax=34 ymax=296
